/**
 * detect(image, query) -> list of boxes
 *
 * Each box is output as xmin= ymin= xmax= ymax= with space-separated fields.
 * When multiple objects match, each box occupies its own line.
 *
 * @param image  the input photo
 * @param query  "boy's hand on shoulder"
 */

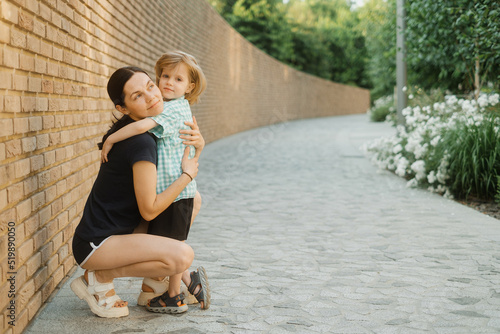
xmin=101 ymin=139 xmax=113 ymax=163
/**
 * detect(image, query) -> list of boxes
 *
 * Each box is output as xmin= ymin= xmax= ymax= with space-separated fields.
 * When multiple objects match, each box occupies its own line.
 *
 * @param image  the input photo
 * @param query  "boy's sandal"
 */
xmin=146 ymin=292 xmax=188 ymax=314
xmin=70 ymin=270 xmax=129 ymax=318
xmin=187 ymin=266 xmax=211 ymax=309
xmin=137 ymin=277 xmax=169 ymax=306
xmin=137 ymin=277 xmax=197 ymax=306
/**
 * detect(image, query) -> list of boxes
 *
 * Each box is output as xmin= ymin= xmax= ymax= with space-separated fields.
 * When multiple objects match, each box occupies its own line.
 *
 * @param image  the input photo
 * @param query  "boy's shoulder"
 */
xmin=163 ymin=97 xmax=189 ymax=109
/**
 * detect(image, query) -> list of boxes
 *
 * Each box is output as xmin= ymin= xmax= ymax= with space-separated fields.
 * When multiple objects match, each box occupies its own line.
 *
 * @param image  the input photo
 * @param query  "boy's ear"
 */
xmin=186 ymin=82 xmax=195 ymax=94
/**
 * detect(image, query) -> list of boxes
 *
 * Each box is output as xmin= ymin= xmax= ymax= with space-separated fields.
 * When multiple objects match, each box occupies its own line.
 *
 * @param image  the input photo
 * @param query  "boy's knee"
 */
xmin=178 ymin=242 xmax=194 ymax=270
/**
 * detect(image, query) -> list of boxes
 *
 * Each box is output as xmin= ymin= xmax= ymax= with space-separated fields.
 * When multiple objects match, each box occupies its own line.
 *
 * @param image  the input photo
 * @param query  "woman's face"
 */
xmin=119 ymin=72 xmax=163 ymax=120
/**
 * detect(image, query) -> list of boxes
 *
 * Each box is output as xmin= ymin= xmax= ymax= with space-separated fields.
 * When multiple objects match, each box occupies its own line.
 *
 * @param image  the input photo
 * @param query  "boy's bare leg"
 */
xmin=168 ymin=273 xmax=182 ymax=297
xmin=142 ymin=191 xmax=202 ymax=296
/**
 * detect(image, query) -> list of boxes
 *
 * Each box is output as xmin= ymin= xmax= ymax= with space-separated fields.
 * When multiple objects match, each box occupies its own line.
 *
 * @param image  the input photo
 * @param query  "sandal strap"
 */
xmin=99 ymin=294 xmax=122 ymax=310
xmin=87 ymin=271 xmax=115 ymax=296
xmin=193 ymin=288 xmax=205 ymax=304
xmin=187 ymin=271 xmax=201 ymax=295
xmin=187 ymin=270 xmax=205 ymax=304
xmin=142 ymin=277 xmax=169 ymax=294
xmin=149 ymin=293 xmax=185 ymax=308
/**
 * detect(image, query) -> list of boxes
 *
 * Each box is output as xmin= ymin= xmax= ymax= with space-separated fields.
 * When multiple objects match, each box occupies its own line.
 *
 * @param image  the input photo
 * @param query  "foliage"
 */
xmin=358 ymin=0 xmax=396 ymax=99
xmin=286 ymin=0 xmax=369 ymax=86
xmin=368 ymin=95 xmax=395 ymax=122
xmin=209 ymin=0 xmax=370 ymax=88
xmin=496 ymin=176 xmax=500 ymax=205
xmin=364 ymin=92 xmax=500 ymax=200
xmin=228 ymin=0 xmax=295 ymax=63
xmin=440 ymin=114 xmax=500 ymax=199
xmin=406 ymin=0 xmax=500 ymax=94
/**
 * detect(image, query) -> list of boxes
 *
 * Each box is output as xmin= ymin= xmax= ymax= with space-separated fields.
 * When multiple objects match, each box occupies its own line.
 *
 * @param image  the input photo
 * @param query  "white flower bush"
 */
xmin=367 ymin=95 xmax=396 ymax=122
xmin=364 ymin=92 xmax=500 ymax=198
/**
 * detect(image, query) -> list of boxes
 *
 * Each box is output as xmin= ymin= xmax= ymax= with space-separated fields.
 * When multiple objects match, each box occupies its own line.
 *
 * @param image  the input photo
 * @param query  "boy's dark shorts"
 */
xmin=148 ymin=198 xmax=194 ymax=241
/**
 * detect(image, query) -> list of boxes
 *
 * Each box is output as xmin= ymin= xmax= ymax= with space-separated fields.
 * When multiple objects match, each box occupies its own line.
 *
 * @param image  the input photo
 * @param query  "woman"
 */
xmin=70 ymin=66 xmax=207 ymax=318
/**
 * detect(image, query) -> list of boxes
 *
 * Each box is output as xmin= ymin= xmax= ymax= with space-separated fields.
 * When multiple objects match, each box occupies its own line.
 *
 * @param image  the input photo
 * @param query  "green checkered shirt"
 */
xmin=149 ymin=97 xmax=196 ymax=201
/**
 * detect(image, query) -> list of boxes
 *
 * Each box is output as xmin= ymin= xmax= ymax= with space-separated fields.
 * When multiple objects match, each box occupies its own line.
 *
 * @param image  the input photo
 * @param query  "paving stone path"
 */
xmin=25 ymin=114 xmax=500 ymax=333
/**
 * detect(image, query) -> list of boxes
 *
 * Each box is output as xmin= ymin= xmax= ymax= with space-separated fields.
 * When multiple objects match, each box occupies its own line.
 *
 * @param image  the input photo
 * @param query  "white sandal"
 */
xmin=70 ymin=271 xmax=129 ymax=318
xmin=137 ymin=277 xmax=198 ymax=306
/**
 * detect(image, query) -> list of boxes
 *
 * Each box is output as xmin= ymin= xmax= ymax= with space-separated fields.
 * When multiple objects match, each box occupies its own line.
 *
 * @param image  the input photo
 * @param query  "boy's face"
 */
xmin=158 ymin=63 xmax=195 ymax=101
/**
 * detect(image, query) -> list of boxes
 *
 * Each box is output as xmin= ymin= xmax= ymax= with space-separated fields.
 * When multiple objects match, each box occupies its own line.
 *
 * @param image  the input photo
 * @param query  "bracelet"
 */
xmin=182 ymin=171 xmax=193 ymax=181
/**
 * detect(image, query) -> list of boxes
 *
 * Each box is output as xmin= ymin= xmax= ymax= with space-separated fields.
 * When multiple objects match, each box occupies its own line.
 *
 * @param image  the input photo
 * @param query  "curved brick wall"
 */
xmin=0 ymin=0 xmax=369 ymax=332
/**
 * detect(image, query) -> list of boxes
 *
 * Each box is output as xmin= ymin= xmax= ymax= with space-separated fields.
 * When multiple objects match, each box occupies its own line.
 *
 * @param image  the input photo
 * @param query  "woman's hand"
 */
xmin=180 ymin=116 xmax=205 ymax=159
xmin=181 ymin=147 xmax=199 ymax=179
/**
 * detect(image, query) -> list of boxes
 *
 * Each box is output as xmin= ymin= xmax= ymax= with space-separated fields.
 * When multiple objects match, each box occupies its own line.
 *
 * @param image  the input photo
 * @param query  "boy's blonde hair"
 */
xmin=154 ymin=50 xmax=207 ymax=105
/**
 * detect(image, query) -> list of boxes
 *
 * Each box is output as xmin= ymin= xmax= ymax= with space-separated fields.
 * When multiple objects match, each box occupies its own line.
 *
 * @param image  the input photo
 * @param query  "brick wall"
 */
xmin=0 ymin=0 xmax=369 ymax=332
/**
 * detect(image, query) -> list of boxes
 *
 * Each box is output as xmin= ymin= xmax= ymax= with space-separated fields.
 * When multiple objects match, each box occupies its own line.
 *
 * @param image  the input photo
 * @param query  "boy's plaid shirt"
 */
xmin=149 ymin=97 xmax=196 ymax=201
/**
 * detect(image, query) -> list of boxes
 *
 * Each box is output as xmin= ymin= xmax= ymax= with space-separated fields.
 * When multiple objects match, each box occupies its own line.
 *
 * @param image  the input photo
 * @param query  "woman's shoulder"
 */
xmin=118 ymin=133 xmax=157 ymax=165
xmin=122 ymin=132 xmax=156 ymax=150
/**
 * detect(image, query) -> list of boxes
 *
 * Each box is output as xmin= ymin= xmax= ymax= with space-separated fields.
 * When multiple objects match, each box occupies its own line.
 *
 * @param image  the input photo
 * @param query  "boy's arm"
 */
xmin=101 ymin=118 xmax=158 ymax=163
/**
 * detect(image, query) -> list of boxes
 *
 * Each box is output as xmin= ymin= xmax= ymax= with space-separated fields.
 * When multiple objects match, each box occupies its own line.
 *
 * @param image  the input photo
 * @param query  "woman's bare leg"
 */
xmin=83 ymin=234 xmax=193 ymax=279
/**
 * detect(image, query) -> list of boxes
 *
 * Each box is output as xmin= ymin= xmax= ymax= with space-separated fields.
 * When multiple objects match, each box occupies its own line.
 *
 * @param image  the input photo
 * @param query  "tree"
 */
xmin=209 ymin=0 xmax=370 ymax=88
xmin=228 ymin=0 xmax=295 ymax=63
xmin=358 ymin=0 xmax=397 ymax=99
xmin=286 ymin=0 xmax=370 ymax=86
xmin=406 ymin=0 xmax=500 ymax=96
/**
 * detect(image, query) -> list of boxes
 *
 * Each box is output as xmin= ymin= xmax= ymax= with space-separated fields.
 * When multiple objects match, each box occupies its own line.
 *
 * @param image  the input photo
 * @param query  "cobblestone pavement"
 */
xmin=25 ymin=114 xmax=500 ymax=334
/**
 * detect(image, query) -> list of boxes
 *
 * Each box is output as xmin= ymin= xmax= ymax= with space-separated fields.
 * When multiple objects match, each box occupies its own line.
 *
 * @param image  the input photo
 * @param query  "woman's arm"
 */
xmin=133 ymin=147 xmax=199 ymax=221
xmin=101 ymin=118 xmax=158 ymax=163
